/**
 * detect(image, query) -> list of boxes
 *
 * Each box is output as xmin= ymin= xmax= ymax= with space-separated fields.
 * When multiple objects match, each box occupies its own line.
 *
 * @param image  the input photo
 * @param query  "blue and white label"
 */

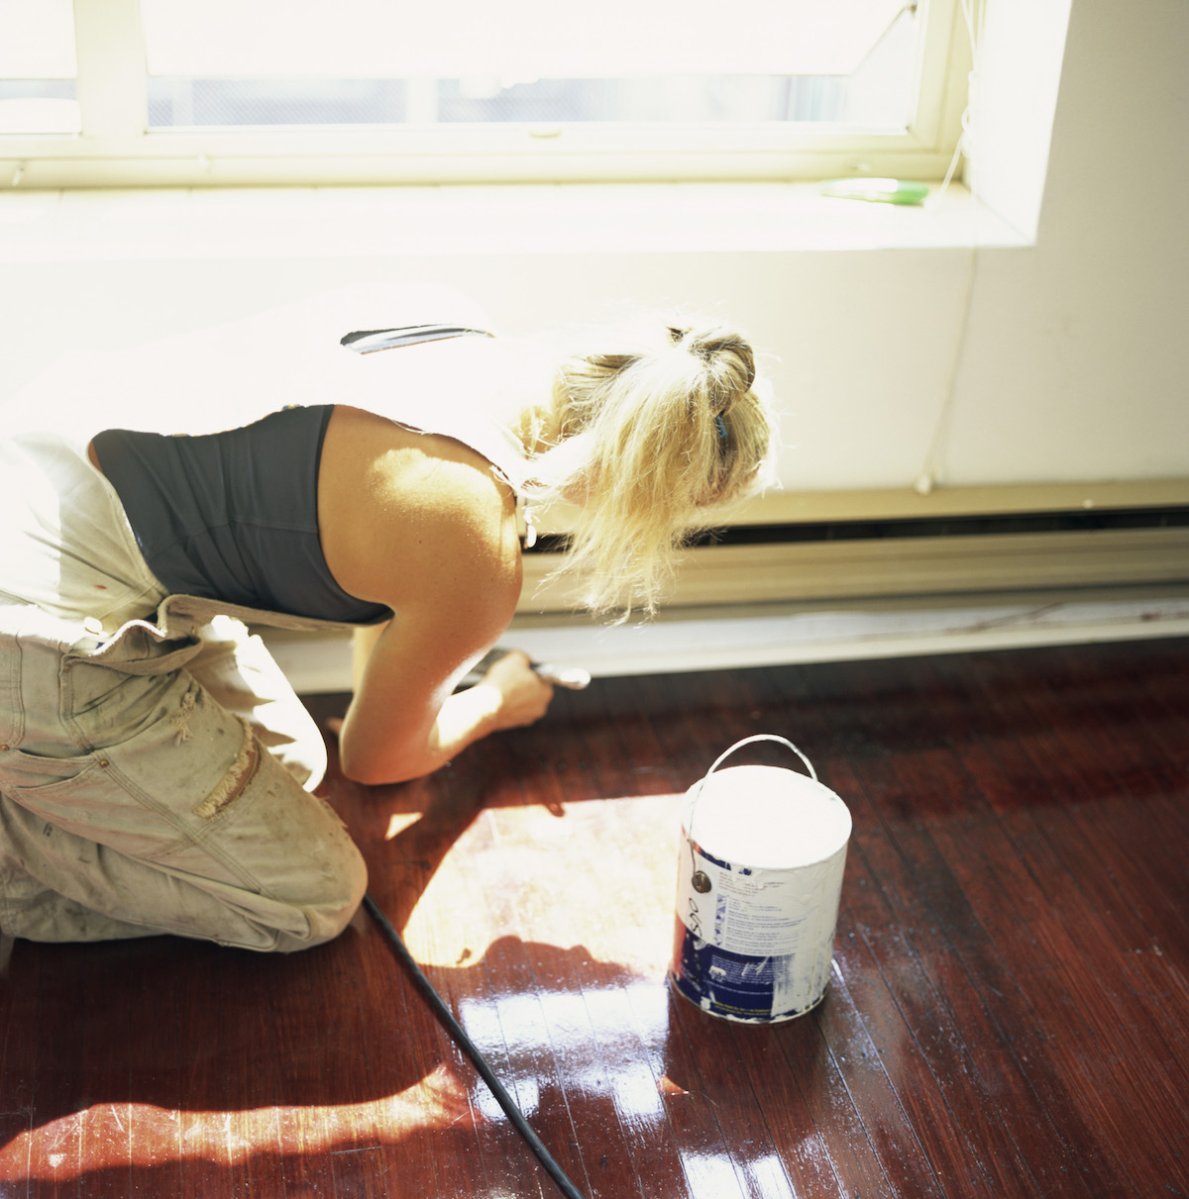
xmin=671 ymin=838 xmax=847 ymax=1022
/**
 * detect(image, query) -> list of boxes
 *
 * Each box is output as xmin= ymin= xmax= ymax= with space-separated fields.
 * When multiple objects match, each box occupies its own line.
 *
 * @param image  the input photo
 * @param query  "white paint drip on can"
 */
xmin=669 ymin=735 xmax=852 ymax=1023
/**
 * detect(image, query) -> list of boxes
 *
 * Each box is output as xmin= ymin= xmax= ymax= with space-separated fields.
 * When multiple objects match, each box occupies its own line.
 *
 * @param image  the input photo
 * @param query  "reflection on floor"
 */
xmin=1 ymin=638 xmax=1186 ymax=1198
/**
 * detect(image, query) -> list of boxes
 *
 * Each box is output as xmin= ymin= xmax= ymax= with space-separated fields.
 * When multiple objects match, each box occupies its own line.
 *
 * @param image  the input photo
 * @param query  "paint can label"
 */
xmin=671 ymin=838 xmax=848 ymax=1023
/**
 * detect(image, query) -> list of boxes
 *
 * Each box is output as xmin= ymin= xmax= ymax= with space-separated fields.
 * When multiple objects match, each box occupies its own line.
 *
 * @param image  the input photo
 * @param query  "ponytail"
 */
xmin=523 ymin=319 xmax=774 ymax=618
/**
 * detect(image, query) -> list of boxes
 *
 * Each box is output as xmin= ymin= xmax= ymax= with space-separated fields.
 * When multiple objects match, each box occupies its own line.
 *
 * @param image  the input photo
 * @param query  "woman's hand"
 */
xmin=473 ymin=650 xmax=555 ymax=731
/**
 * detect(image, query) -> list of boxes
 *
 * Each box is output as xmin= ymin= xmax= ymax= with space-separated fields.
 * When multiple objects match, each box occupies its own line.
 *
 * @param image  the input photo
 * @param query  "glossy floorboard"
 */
xmin=1 ymin=638 xmax=1186 ymax=1198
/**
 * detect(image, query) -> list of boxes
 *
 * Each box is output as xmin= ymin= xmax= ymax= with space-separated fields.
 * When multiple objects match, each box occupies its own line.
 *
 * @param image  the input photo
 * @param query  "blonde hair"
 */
xmin=520 ymin=320 xmax=774 ymax=618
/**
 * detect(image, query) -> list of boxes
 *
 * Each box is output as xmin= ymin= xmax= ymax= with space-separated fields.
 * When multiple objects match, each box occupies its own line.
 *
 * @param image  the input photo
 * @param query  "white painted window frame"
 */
xmin=2 ymin=0 xmax=970 ymax=189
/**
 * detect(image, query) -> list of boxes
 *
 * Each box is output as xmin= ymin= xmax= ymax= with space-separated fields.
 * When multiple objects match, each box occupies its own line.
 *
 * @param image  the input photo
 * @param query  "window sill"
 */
xmin=0 ymin=180 xmax=1027 ymax=263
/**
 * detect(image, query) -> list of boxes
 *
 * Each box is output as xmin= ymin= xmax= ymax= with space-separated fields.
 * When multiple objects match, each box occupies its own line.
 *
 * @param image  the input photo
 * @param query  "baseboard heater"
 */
xmin=681 ymin=503 xmax=1189 ymax=547
xmin=531 ymin=503 xmax=1189 ymax=554
xmin=520 ymin=504 xmax=1189 ymax=611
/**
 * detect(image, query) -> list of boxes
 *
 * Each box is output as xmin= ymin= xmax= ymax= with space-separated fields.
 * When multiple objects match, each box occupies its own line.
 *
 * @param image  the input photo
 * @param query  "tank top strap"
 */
xmin=338 ymin=325 xmax=535 ymax=494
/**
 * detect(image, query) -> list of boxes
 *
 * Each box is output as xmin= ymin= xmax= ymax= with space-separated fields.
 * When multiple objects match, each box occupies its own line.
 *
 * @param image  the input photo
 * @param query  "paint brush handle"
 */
xmin=461 ymin=650 xmax=592 ymax=691
xmin=532 ymin=662 xmax=592 ymax=690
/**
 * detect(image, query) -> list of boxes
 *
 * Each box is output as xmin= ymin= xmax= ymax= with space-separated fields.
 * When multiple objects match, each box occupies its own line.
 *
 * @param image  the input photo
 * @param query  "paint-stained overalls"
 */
xmin=0 ymin=431 xmax=369 ymax=951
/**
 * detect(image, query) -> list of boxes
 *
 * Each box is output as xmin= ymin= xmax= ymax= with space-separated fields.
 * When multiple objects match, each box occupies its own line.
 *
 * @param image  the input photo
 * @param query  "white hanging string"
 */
xmin=915 ymin=0 xmax=985 ymax=496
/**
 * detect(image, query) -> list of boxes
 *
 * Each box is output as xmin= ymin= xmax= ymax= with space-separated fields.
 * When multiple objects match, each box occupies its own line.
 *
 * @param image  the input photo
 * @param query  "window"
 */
xmin=0 ymin=0 xmax=970 ymax=188
xmin=0 ymin=0 xmax=78 ymax=134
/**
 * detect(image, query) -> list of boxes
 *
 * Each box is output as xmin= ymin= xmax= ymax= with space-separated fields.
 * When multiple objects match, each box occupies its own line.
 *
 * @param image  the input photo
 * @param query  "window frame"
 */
xmin=0 ymin=0 xmax=970 ymax=189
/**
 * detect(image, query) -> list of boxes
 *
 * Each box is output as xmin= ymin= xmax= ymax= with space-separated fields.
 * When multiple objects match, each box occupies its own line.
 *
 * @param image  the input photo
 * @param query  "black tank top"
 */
xmin=92 ymin=404 xmax=390 ymax=623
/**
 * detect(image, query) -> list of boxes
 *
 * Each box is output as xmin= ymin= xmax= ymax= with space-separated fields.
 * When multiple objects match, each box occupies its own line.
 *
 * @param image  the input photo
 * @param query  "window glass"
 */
xmin=141 ymin=0 xmax=919 ymax=130
xmin=0 ymin=81 xmax=78 ymax=133
xmin=0 ymin=0 xmax=76 ymax=76
xmin=0 ymin=0 xmax=78 ymax=132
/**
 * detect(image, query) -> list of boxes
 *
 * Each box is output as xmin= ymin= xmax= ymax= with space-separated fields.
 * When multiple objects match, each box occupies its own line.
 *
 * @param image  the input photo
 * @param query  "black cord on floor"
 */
xmin=363 ymin=893 xmax=589 ymax=1199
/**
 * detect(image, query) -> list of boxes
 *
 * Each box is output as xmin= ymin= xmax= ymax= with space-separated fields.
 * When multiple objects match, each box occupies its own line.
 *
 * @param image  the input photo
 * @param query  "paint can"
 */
xmin=669 ymin=735 xmax=852 ymax=1023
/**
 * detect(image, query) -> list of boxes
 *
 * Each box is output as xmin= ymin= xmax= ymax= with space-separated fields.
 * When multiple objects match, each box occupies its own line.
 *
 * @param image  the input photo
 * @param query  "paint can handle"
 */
xmin=702 ymin=733 xmax=817 ymax=784
xmin=686 ymin=734 xmax=819 ymax=857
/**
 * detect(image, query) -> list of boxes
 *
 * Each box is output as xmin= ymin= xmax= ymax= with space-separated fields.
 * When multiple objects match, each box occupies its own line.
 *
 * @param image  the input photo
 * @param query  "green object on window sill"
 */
xmin=820 ymin=178 xmax=930 ymax=206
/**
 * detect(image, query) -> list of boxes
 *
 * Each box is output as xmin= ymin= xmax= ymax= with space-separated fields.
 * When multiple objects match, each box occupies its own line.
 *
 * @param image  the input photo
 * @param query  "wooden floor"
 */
xmin=1 ymin=637 xmax=1186 ymax=1198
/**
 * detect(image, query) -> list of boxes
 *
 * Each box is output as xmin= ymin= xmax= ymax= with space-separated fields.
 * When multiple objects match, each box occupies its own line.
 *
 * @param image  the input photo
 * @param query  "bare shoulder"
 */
xmin=318 ymin=406 xmax=523 ymax=636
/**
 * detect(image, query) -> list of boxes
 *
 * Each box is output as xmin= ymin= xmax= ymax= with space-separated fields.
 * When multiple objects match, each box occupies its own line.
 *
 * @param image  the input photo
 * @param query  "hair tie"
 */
xmin=714 ymin=414 xmax=729 ymax=443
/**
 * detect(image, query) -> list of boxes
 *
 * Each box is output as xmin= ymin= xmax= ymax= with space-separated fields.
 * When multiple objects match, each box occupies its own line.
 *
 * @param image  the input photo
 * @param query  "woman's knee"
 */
xmin=270 ymin=836 xmax=368 ymax=952
xmin=218 ymin=747 xmax=370 ymax=951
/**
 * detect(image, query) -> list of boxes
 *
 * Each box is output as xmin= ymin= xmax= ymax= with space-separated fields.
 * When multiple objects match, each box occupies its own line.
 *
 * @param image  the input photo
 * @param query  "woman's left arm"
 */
xmin=340 ymin=620 xmax=551 ymax=785
xmin=334 ymin=480 xmax=552 ymax=785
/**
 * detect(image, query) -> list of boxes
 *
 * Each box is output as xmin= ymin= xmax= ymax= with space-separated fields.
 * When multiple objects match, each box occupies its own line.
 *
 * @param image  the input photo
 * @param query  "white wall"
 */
xmin=1 ymin=0 xmax=1186 ymax=499
xmin=949 ymin=0 xmax=1189 ymax=486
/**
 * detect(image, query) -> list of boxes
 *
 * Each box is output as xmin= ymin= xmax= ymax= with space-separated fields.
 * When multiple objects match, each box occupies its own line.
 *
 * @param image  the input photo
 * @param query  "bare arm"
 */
xmin=330 ymin=444 xmax=552 ymax=785
xmin=339 ymin=608 xmax=551 ymax=786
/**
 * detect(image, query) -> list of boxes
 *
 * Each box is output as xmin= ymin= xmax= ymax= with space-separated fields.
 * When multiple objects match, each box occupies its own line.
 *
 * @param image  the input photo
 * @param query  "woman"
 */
xmin=0 ymin=312 xmax=773 ymax=953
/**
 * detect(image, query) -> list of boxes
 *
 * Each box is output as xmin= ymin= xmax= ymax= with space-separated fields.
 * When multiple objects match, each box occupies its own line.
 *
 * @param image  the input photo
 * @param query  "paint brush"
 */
xmin=531 ymin=662 xmax=591 ymax=690
xmin=462 ymin=650 xmax=591 ymax=691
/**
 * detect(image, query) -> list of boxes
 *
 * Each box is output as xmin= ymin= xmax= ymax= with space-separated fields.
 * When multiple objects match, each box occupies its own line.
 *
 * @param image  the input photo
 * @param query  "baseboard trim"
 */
xmin=265 ymin=586 xmax=1189 ymax=694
